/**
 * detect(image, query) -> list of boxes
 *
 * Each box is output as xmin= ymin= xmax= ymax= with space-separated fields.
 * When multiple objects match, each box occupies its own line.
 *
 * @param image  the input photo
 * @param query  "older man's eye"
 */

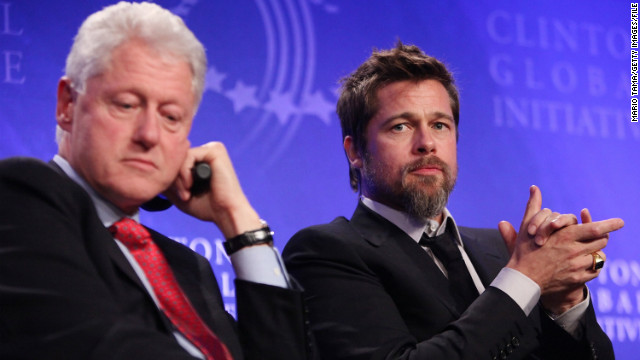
xmin=113 ymin=99 xmax=136 ymax=110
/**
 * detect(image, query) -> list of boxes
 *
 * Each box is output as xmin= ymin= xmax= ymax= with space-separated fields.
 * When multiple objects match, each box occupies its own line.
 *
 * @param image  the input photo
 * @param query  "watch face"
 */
xmin=254 ymin=229 xmax=269 ymax=240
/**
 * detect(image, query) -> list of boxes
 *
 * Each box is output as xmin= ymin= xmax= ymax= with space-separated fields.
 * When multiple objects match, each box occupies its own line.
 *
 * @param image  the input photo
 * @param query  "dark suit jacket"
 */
xmin=0 ymin=157 xmax=311 ymax=360
xmin=283 ymin=202 xmax=613 ymax=360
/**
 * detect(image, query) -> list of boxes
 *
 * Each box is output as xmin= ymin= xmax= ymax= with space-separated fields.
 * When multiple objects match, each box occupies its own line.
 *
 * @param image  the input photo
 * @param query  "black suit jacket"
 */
xmin=0 ymin=157 xmax=311 ymax=360
xmin=283 ymin=202 xmax=613 ymax=360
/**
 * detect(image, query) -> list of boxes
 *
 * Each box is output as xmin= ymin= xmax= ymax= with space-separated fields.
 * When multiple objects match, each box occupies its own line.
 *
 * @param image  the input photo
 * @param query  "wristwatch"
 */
xmin=223 ymin=220 xmax=274 ymax=255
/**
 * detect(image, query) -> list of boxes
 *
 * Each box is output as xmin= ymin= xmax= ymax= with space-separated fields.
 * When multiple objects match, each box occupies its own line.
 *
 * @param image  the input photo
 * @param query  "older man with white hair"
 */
xmin=0 ymin=2 xmax=312 ymax=359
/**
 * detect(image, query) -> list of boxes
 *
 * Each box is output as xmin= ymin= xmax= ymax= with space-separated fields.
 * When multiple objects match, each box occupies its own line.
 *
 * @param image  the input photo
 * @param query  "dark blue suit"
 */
xmin=283 ymin=202 xmax=612 ymax=360
xmin=0 ymin=157 xmax=311 ymax=360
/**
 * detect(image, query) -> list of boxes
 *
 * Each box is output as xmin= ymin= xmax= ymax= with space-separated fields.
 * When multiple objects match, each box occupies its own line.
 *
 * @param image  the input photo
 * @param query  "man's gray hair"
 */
xmin=66 ymin=1 xmax=206 ymax=102
xmin=56 ymin=1 xmax=207 ymax=143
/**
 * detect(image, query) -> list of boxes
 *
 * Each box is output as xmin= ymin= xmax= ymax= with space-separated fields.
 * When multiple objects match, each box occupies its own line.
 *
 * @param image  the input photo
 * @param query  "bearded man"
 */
xmin=282 ymin=43 xmax=623 ymax=360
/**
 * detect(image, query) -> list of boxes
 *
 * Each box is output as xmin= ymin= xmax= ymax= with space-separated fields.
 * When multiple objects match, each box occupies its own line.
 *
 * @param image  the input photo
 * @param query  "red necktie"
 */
xmin=110 ymin=218 xmax=232 ymax=360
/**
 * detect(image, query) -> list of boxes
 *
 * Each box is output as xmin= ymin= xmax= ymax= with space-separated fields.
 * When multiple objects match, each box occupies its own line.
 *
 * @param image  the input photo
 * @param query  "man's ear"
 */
xmin=343 ymin=135 xmax=363 ymax=170
xmin=56 ymin=77 xmax=75 ymax=131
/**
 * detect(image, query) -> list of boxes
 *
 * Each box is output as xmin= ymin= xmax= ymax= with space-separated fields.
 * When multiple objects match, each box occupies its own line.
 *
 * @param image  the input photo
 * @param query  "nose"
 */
xmin=132 ymin=110 xmax=160 ymax=149
xmin=413 ymin=126 xmax=435 ymax=155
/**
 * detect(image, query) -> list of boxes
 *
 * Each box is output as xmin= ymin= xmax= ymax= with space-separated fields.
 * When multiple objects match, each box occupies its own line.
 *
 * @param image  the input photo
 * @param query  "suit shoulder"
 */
xmin=287 ymin=216 xmax=355 ymax=244
xmin=284 ymin=216 xmax=355 ymax=254
xmin=293 ymin=216 xmax=351 ymax=237
xmin=0 ymin=156 xmax=55 ymax=177
xmin=458 ymin=225 xmax=509 ymax=257
xmin=0 ymin=156 xmax=73 ymax=190
xmin=0 ymin=156 xmax=96 ymax=218
xmin=458 ymin=225 xmax=501 ymax=240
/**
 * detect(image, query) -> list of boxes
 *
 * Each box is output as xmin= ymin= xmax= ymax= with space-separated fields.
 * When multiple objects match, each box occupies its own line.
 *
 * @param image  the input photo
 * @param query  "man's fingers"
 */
xmin=576 ymin=218 xmax=625 ymax=242
xmin=527 ymin=208 xmax=551 ymax=236
xmin=522 ymin=185 xmax=543 ymax=231
xmin=548 ymin=213 xmax=578 ymax=231
xmin=176 ymin=152 xmax=198 ymax=201
xmin=534 ymin=213 xmax=578 ymax=246
xmin=498 ymin=221 xmax=517 ymax=254
xmin=581 ymin=208 xmax=592 ymax=224
xmin=586 ymin=251 xmax=607 ymax=271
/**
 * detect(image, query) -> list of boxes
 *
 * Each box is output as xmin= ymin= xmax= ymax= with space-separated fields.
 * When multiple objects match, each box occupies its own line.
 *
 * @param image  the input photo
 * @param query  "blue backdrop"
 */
xmin=1 ymin=1 xmax=638 ymax=357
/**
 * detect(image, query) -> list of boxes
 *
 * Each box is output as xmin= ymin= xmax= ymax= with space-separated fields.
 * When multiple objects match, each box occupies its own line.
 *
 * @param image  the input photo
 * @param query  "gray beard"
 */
xmin=362 ymin=155 xmax=456 ymax=220
xmin=400 ymin=175 xmax=451 ymax=219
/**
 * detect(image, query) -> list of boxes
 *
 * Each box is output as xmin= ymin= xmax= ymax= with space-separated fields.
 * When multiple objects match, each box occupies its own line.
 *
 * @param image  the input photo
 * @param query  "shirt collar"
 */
xmin=360 ymin=196 xmax=462 ymax=245
xmin=53 ymin=155 xmax=139 ymax=227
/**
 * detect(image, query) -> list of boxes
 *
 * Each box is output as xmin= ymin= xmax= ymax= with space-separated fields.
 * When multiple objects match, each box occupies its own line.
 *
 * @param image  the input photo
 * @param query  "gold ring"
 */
xmin=592 ymin=252 xmax=605 ymax=271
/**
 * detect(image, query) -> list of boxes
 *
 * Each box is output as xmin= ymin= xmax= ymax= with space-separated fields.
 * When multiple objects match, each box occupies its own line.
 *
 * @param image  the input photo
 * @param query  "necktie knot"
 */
xmin=109 ymin=218 xmax=150 ymax=248
xmin=419 ymin=232 xmax=463 ymax=262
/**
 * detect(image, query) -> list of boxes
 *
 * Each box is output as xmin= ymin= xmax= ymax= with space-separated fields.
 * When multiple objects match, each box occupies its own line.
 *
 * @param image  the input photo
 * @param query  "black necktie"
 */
xmin=419 ymin=220 xmax=478 ymax=312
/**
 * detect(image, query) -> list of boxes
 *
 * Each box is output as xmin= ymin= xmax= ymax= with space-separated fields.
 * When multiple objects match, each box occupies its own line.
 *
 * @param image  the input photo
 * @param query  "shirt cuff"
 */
xmin=230 ymin=245 xmax=291 ymax=289
xmin=490 ymin=267 xmax=541 ymax=316
xmin=546 ymin=287 xmax=590 ymax=339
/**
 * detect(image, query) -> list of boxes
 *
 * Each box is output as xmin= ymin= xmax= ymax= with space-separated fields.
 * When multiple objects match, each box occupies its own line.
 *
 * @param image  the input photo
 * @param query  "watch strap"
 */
xmin=223 ymin=226 xmax=274 ymax=255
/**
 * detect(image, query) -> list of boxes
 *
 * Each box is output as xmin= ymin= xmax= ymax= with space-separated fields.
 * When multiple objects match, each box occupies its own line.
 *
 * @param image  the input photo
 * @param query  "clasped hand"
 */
xmin=499 ymin=186 xmax=624 ymax=314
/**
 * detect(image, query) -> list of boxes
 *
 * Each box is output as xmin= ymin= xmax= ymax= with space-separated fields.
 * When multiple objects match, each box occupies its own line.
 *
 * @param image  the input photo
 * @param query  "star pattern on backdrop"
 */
xmin=205 ymin=66 xmax=227 ymax=93
xmin=206 ymin=66 xmax=335 ymax=126
xmin=300 ymin=90 xmax=334 ymax=125
xmin=264 ymin=90 xmax=299 ymax=125
xmin=225 ymin=81 xmax=259 ymax=113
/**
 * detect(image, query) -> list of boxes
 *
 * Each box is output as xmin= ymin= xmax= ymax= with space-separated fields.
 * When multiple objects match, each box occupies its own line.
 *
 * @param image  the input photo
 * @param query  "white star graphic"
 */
xmin=300 ymin=90 xmax=335 ymax=125
xmin=205 ymin=66 xmax=227 ymax=93
xmin=224 ymin=81 xmax=260 ymax=113
xmin=264 ymin=90 xmax=299 ymax=125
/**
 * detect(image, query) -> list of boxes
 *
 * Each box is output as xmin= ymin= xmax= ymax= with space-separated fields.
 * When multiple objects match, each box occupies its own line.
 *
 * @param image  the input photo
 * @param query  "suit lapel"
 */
xmin=151 ymin=231 xmax=225 ymax=327
xmin=151 ymin=231 xmax=243 ymax=358
xmin=106 ymin=230 xmax=150 ymax=290
xmin=459 ymin=227 xmax=509 ymax=287
xmin=350 ymin=202 xmax=461 ymax=316
xmin=48 ymin=160 xmax=151 ymax=292
xmin=148 ymin=229 xmax=211 ymax=317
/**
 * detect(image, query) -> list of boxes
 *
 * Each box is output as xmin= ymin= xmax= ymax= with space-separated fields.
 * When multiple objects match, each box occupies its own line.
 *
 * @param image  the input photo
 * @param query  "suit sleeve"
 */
xmin=235 ymin=279 xmax=314 ymax=360
xmin=147 ymin=187 xmax=314 ymax=359
xmin=171 ymin=248 xmax=315 ymax=360
xmin=0 ymin=158 xmax=198 ymax=360
xmin=463 ymin=227 xmax=614 ymax=360
xmin=283 ymin=223 xmax=542 ymax=360
xmin=283 ymin=221 xmax=613 ymax=360
xmin=534 ymin=299 xmax=614 ymax=360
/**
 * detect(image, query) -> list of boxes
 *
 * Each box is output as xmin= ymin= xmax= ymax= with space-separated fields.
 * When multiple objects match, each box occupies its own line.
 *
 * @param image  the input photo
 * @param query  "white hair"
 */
xmin=57 ymin=1 xmax=207 ymax=143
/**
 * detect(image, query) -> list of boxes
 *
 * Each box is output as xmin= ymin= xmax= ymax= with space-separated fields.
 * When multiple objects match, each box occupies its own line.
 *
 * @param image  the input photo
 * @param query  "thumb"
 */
xmin=498 ymin=220 xmax=517 ymax=254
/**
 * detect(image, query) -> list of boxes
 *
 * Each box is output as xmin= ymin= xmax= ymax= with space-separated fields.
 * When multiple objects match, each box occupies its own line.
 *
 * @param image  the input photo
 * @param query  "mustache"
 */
xmin=402 ymin=156 xmax=450 ymax=174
